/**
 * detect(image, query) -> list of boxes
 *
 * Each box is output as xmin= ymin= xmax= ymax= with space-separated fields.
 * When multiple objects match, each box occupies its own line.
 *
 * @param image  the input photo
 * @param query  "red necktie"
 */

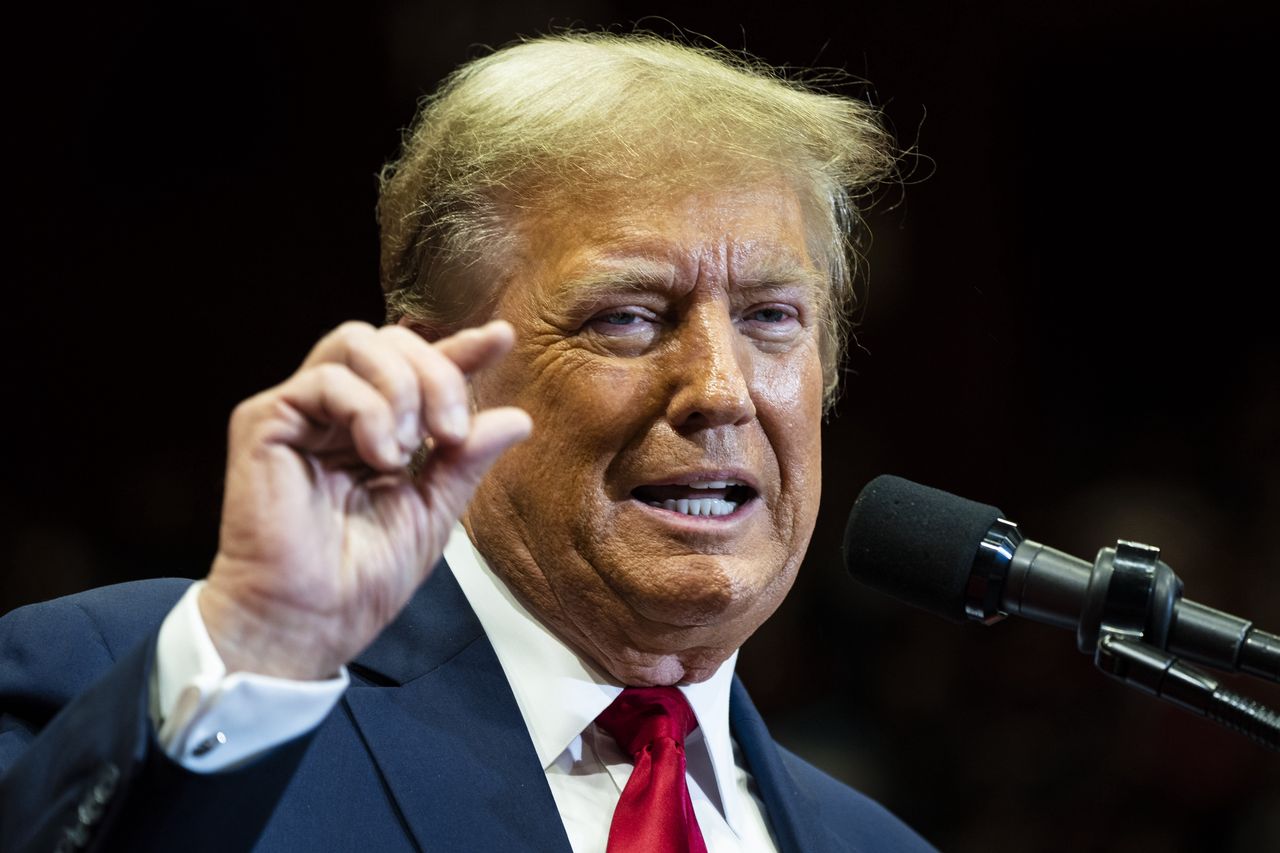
xmin=596 ymin=687 xmax=709 ymax=853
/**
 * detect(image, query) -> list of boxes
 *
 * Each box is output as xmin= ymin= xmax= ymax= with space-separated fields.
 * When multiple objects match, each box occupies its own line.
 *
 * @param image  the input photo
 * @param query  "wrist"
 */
xmin=198 ymin=575 xmax=345 ymax=681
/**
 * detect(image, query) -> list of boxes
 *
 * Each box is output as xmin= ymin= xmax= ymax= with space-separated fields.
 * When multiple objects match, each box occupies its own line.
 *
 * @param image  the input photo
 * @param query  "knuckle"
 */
xmin=388 ymin=326 xmax=446 ymax=374
xmin=313 ymin=362 xmax=349 ymax=386
xmin=227 ymin=397 xmax=259 ymax=440
xmin=264 ymin=394 xmax=302 ymax=424
xmin=415 ymin=339 xmax=456 ymax=374
xmin=422 ymin=360 xmax=465 ymax=400
xmin=229 ymin=390 xmax=279 ymax=428
xmin=390 ymin=383 xmax=419 ymax=416
xmin=333 ymin=320 xmax=376 ymax=345
xmin=379 ymin=323 xmax=423 ymax=346
xmin=368 ymin=355 xmax=419 ymax=412
xmin=228 ymin=392 xmax=296 ymax=448
xmin=229 ymin=396 xmax=257 ymax=427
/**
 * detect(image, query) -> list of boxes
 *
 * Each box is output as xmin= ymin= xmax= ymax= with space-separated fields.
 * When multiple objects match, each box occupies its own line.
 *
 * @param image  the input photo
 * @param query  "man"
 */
xmin=0 ymin=33 xmax=934 ymax=852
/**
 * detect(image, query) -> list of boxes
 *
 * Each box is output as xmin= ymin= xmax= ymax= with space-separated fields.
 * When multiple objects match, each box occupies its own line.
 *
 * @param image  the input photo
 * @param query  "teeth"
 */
xmin=687 ymin=479 xmax=744 ymax=489
xmin=653 ymin=498 xmax=738 ymax=517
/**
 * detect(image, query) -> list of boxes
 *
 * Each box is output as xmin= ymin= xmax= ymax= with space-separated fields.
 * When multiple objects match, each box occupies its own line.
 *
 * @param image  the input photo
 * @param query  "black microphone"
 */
xmin=842 ymin=475 xmax=1279 ymax=683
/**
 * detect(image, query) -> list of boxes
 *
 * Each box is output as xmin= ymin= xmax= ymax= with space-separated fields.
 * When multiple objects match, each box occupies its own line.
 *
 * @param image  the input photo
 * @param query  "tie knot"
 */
xmin=596 ymin=687 xmax=699 ymax=759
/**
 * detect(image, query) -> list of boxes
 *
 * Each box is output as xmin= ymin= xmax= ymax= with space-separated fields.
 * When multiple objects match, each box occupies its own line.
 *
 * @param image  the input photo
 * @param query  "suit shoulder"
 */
xmin=776 ymin=744 xmax=939 ymax=853
xmin=2 ymin=578 xmax=192 ymax=654
xmin=0 ymin=578 xmax=192 ymax=706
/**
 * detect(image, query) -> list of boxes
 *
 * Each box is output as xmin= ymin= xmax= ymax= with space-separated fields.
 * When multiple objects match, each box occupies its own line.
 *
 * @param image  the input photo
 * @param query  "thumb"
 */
xmin=414 ymin=406 xmax=532 ymax=517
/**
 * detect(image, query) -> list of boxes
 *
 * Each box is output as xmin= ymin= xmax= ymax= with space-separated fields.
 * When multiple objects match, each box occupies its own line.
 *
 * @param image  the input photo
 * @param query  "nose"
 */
xmin=664 ymin=305 xmax=757 ymax=431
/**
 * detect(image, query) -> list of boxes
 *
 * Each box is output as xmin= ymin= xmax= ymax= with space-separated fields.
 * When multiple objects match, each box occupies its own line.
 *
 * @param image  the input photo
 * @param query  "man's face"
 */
xmin=464 ymin=182 xmax=826 ymax=685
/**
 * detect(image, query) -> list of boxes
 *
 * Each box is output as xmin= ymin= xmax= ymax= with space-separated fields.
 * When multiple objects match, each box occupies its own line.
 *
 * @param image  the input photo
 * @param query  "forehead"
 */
xmin=516 ymin=182 xmax=829 ymax=298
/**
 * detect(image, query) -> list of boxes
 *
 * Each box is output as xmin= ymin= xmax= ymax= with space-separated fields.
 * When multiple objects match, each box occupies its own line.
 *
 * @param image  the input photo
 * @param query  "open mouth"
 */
xmin=630 ymin=480 xmax=758 ymax=518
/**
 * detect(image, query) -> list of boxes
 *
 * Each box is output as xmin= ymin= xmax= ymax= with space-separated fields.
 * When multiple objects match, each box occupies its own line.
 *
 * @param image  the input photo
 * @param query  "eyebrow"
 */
xmin=553 ymin=255 xmax=829 ymax=315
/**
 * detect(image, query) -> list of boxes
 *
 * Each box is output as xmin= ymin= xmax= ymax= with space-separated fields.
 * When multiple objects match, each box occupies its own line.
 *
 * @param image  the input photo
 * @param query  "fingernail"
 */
xmin=442 ymin=404 xmax=470 ymax=439
xmin=380 ymin=435 xmax=404 ymax=467
xmin=397 ymin=412 xmax=419 ymax=449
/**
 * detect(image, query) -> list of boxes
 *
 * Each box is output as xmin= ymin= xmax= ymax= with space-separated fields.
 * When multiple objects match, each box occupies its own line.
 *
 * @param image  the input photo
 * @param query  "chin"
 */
xmin=601 ymin=647 xmax=730 ymax=687
xmin=608 ymin=657 xmax=687 ymax=687
xmin=598 ymin=551 xmax=778 ymax=629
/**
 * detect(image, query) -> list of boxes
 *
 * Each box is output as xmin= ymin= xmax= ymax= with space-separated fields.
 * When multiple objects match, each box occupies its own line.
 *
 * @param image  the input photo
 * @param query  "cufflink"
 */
xmin=192 ymin=730 xmax=227 ymax=757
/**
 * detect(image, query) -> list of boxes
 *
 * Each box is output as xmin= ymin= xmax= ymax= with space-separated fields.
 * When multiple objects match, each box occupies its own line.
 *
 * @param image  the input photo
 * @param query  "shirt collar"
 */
xmin=444 ymin=523 xmax=745 ymax=833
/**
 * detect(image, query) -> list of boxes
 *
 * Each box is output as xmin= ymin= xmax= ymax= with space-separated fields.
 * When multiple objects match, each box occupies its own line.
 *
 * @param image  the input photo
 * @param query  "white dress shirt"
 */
xmin=443 ymin=527 xmax=779 ymax=852
xmin=151 ymin=580 xmax=349 ymax=770
xmin=153 ymin=525 xmax=780 ymax=852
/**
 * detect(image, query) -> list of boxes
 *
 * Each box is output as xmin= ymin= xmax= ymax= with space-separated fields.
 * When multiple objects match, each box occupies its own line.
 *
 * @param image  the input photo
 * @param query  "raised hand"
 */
xmin=198 ymin=320 xmax=531 ymax=680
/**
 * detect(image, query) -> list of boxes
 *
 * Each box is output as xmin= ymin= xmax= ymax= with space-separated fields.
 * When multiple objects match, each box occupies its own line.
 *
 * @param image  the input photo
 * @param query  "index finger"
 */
xmin=380 ymin=319 xmax=516 ymax=447
xmin=426 ymin=320 xmax=517 ymax=375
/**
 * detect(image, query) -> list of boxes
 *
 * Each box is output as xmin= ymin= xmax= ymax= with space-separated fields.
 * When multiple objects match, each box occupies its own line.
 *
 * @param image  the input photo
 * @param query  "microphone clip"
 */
xmin=1077 ymin=540 xmax=1182 ymax=655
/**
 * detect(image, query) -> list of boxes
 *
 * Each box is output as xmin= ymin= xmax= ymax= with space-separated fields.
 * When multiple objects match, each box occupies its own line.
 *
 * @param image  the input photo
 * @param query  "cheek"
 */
xmin=756 ymin=344 xmax=824 ymax=443
xmin=480 ymin=348 xmax=662 ymax=501
xmin=534 ymin=354 xmax=659 ymax=440
xmin=756 ymin=348 xmax=825 ymax=514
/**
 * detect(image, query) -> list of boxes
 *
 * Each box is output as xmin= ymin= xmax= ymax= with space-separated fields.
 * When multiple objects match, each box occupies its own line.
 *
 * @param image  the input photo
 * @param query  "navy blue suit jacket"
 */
xmin=0 ymin=563 xmax=936 ymax=852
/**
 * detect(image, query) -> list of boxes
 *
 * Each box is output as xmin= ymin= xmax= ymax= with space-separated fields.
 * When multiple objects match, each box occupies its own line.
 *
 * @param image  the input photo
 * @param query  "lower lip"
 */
xmin=628 ymin=496 xmax=760 ymax=529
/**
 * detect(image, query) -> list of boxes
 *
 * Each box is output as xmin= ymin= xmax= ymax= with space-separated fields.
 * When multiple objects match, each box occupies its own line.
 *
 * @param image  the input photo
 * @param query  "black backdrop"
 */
xmin=5 ymin=2 xmax=1278 ymax=850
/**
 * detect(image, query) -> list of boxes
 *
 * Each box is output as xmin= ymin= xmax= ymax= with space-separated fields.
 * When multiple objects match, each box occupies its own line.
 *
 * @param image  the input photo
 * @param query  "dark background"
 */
xmin=5 ymin=1 xmax=1277 ymax=850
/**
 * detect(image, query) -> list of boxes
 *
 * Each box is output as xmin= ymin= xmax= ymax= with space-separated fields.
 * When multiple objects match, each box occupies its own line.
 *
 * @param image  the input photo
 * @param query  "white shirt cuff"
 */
xmin=151 ymin=581 xmax=349 ymax=773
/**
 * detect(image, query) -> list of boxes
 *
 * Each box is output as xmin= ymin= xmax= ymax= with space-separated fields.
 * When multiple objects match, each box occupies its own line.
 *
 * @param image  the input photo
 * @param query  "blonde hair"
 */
xmin=378 ymin=32 xmax=894 ymax=408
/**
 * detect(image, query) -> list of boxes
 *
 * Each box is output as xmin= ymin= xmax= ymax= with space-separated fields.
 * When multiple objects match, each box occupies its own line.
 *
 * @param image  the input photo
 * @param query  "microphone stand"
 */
xmin=1095 ymin=634 xmax=1279 ymax=750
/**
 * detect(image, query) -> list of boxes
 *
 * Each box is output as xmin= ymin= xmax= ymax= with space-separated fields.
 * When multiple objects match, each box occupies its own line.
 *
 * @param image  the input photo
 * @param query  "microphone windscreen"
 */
xmin=843 ymin=475 xmax=1005 ymax=622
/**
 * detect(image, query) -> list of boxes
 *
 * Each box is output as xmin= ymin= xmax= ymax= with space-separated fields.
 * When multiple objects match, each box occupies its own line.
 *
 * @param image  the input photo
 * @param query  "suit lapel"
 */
xmin=343 ymin=561 xmax=573 ymax=852
xmin=730 ymin=677 xmax=852 ymax=853
xmin=341 ymin=560 xmax=843 ymax=853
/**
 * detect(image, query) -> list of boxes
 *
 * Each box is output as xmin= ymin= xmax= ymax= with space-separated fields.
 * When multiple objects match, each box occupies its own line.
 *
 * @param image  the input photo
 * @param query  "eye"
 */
xmin=585 ymin=306 xmax=661 ymax=339
xmin=745 ymin=307 xmax=791 ymax=324
xmin=739 ymin=302 xmax=803 ymax=343
xmin=742 ymin=304 xmax=800 ymax=327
